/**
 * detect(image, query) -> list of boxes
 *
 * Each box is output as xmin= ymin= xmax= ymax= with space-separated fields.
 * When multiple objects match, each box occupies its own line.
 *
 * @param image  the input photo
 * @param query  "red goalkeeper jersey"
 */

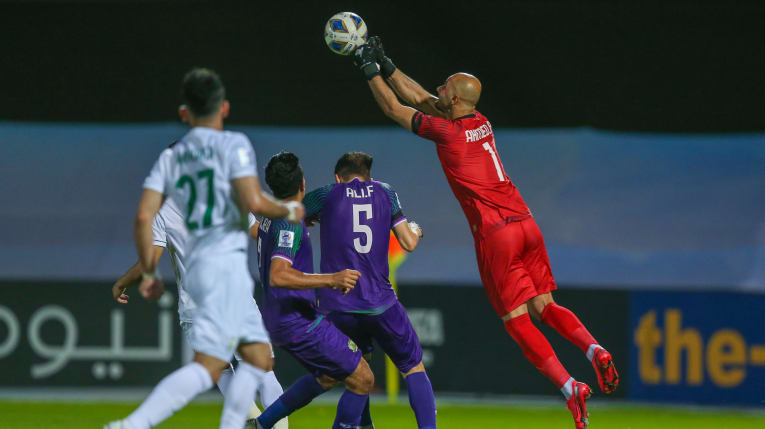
xmin=412 ymin=110 xmax=531 ymax=235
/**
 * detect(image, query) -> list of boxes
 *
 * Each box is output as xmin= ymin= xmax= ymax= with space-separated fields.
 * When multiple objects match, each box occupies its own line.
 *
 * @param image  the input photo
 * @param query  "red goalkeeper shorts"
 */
xmin=475 ymin=217 xmax=558 ymax=318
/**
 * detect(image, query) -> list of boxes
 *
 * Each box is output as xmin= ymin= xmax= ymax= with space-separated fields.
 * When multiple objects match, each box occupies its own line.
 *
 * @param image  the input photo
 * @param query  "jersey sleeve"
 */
xmin=303 ymin=184 xmax=333 ymax=219
xmin=380 ymin=182 xmax=407 ymax=228
xmin=227 ymin=133 xmax=258 ymax=180
xmin=151 ymin=207 xmax=168 ymax=248
xmin=143 ymin=148 xmax=173 ymax=194
xmin=271 ymin=222 xmax=303 ymax=265
xmin=411 ymin=111 xmax=453 ymax=143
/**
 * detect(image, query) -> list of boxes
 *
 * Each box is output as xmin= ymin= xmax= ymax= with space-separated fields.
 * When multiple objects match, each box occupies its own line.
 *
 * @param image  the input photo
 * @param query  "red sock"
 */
xmin=540 ymin=303 xmax=598 ymax=354
xmin=504 ymin=313 xmax=571 ymax=388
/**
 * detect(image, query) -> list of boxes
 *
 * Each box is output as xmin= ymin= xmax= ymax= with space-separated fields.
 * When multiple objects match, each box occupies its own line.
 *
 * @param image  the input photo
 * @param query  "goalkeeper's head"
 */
xmin=178 ymin=67 xmax=229 ymax=127
xmin=265 ymin=151 xmax=305 ymax=202
xmin=334 ymin=152 xmax=373 ymax=183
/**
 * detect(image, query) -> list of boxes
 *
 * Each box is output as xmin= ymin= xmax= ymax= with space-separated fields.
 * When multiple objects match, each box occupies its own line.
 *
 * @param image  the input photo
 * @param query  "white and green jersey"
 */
xmin=143 ymin=126 xmax=257 ymax=262
xmin=151 ymin=198 xmax=194 ymax=322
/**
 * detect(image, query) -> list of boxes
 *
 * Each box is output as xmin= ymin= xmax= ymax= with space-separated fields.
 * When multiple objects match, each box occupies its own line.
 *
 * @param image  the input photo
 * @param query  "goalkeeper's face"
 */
xmin=436 ymin=78 xmax=456 ymax=111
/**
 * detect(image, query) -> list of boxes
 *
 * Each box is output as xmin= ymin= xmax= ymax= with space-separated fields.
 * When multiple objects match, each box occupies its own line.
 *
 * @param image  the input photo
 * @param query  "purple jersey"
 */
xmin=304 ymin=179 xmax=407 ymax=313
xmin=255 ymin=217 xmax=317 ymax=342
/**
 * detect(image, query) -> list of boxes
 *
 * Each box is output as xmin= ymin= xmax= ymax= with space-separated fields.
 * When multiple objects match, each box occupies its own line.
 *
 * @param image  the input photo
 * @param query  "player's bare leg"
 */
xmin=402 ymin=362 xmax=437 ymax=429
xmin=503 ymin=303 xmax=590 ymax=428
xmin=220 ymin=342 xmax=272 ymax=429
xmin=529 ymin=293 xmax=620 ymax=394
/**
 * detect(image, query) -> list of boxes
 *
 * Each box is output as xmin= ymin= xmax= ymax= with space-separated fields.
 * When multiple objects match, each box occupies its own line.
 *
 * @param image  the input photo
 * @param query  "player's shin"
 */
xmin=504 ymin=313 xmax=571 ymax=393
xmin=405 ymin=371 xmax=437 ymax=429
xmin=256 ymin=374 xmax=327 ymax=429
xmin=219 ymin=361 xmax=266 ymax=429
xmin=333 ymin=390 xmax=368 ymax=429
xmin=125 ymin=362 xmax=213 ymax=429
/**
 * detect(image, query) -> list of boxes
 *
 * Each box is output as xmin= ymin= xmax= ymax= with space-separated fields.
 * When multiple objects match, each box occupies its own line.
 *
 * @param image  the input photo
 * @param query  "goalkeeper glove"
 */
xmin=353 ymin=42 xmax=380 ymax=80
xmin=368 ymin=36 xmax=397 ymax=79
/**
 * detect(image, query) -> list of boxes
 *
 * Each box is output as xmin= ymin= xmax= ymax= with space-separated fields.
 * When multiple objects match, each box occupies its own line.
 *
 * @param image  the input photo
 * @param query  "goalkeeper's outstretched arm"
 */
xmin=368 ymin=75 xmax=418 ymax=131
xmin=385 ymin=69 xmax=446 ymax=118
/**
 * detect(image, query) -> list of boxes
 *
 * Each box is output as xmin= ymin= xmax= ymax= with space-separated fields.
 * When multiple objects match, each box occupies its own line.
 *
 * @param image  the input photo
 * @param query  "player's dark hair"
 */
xmin=335 ymin=152 xmax=373 ymax=181
xmin=180 ymin=68 xmax=226 ymax=117
xmin=265 ymin=151 xmax=304 ymax=199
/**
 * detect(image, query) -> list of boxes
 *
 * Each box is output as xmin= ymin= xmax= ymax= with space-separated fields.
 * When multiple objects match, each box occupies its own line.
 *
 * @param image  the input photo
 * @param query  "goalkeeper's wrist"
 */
xmin=142 ymin=271 xmax=158 ymax=281
xmin=360 ymin=62 xmax=380 ymax=81
xmin=380 ymin=56 xmax=396 ymax=79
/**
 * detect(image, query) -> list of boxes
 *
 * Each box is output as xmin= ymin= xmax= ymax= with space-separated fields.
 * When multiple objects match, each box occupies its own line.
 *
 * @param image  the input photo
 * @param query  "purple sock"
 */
xmin=257 ymin=375 xmax=326 ymax=428
xmin=333 ymin=390 xmax=368 ymax=429
xmin=359 ymin=396 xmax=373 ymax=426
xmin=406 ymin=372 xmax=437 ymax=429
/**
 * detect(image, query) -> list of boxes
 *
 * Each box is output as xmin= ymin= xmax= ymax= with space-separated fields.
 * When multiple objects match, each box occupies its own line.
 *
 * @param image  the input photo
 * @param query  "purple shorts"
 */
xmin=327 ymin=301 xmax=423 ymax=373
xmin=274 ymin=315 xmax=361 ymax=380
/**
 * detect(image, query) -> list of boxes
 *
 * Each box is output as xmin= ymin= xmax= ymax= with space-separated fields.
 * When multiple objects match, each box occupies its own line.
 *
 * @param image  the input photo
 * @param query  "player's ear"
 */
xmin=300 ymin=178 xmax=306 ymax=193
xmin=178 ymin=105 xmax=190 ymax=123
xmin=334 ymin=174 xmax=342 ymax=184
xmin=220 ymin=100 xmax=230 ymax=119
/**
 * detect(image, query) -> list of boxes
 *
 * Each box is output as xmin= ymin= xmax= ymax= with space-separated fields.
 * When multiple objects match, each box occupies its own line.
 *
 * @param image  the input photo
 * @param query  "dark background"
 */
xmin=2 ymin=0 xmax=764 ymax=132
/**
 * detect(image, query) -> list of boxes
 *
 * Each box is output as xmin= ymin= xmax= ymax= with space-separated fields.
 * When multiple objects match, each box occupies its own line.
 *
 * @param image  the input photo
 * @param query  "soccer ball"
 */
xmin=324 ymin=12 xmax=368 ymax=55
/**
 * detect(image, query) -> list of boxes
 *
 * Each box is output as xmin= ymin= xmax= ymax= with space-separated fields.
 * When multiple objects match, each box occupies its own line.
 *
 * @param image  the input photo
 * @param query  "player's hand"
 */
xmin=352 ymin=42 xmax=380 ymax=80
xmin=285 ymin=201 xmax=305 ymax=224
xmin=368 ymin=36 xmax=396 ymax=79
xmin=139 ymin=274 xmax=165 ymax=302
xmin=408 ymin=221 xmax=424 ymax=238
xmin=305 ymin=215 xmax=321 ymax=227
xmin=330 ymin=269 xmax=361 ymax=295
xmin=112 ymin=283 xmax=129 ymax=304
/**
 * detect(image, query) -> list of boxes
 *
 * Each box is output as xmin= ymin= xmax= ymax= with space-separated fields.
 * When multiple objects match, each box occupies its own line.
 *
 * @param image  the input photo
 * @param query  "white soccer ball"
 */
xmin=324 ymin=12 xmax=368 ymax=55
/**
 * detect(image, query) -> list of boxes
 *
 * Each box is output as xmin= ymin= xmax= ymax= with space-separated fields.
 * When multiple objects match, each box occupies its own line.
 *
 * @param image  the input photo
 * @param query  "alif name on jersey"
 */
xmin=464 ymin=122 xmax=493 ymax=142
xmin=176 ymin=147 xmax=214 ymax=164
xmin=346 ymin=185 xmax=374 ymax=198
xmin=259 ymin=217 xmax=272 ymax=233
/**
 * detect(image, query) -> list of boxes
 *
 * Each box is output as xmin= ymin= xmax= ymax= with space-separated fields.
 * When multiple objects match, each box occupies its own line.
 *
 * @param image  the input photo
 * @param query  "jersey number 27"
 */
xmin=175 ymin=169 xmax=215 ymax=230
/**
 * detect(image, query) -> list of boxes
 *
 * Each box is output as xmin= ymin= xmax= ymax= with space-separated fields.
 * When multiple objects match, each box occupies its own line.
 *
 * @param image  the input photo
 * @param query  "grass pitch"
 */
xmin=1 ymin=400 xmax=763 ymax=428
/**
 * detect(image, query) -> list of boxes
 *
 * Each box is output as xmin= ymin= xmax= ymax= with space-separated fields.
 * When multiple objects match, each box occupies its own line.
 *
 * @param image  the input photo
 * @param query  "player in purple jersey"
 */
xmin=302 ymin=152 xmax=436 ymax=429
xmin=250 ymin=151 xmax=375 ymax=429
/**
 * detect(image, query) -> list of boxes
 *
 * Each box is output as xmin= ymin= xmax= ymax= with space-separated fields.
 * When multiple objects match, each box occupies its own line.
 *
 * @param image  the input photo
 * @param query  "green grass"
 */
xmin=1 ymin=400 xmax=763 ymax=428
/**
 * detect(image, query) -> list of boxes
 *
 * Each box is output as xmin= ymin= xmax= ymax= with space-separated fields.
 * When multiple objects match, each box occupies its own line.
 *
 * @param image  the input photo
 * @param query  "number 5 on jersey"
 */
xmin=353 ymin=204 xmax=372 ymax=253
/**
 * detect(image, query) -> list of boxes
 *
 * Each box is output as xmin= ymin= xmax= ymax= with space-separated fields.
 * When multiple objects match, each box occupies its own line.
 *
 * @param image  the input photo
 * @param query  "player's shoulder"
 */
xmin=371 ymin=179 xmax=396 ymax=192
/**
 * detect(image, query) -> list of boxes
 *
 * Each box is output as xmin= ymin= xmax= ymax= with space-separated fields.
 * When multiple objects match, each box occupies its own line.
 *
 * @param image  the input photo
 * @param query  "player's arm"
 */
xmin=369 ymin=36 xmax=447 ymax=118
xmin=354 ymin=43 xmax=417 ymax=131
xmin=134 ymin=189 xmax=166 ymax=301
xmin=134 ymin=189 xmax=164 ymax=274
xmin=232 ymin=176 xmax=304 ymax=223
xmin=269 ymin=258 xmax=360 ymax=294
xmin=112 ymin=246 xmax=164 ymax=303
xmin=393 ymin=221 xmax=423 ymax=252
xmin=386 ymin=69 xmax=447 ymax=118
xmin=368 ymin=75 xmax=418 ymax=131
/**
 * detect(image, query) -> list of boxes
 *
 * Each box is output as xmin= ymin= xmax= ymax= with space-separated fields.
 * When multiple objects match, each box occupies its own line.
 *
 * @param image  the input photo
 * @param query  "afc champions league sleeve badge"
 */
xmin=278 ymin=230 xmax=295 ymax=248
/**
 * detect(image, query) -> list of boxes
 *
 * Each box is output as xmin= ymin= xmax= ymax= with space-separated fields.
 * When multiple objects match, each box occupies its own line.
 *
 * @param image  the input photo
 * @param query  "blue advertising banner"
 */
xmin=629 ymin=291 xmax=765 ymax=405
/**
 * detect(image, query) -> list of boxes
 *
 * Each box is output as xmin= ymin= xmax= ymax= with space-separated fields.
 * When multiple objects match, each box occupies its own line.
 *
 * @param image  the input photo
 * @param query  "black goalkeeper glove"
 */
xmin=352 ymin=42 xmax=380 ymax=80
xmin=368 ymin=36 xmax=397 ymax=79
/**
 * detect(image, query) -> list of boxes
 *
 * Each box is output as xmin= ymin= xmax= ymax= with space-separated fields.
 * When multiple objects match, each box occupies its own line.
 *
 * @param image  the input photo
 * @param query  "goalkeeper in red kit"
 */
xmin=351 ymin=37 xmax=619 ymax=429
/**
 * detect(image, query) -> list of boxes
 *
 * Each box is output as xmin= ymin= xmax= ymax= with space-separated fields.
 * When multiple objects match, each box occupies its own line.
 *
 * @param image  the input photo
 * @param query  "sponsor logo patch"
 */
xmin=278 ymin=230 xmax=295 ymax=248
